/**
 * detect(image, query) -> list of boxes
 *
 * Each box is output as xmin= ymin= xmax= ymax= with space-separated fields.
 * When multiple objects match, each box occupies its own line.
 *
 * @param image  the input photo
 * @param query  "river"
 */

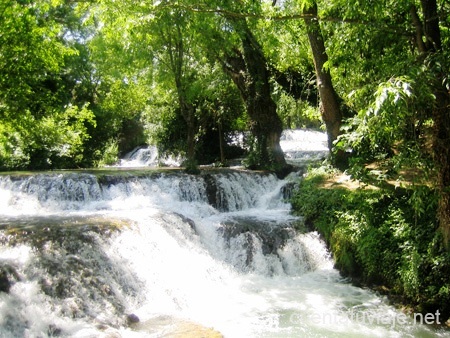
xmin=0 ymin=130 xmax=446 ymax=337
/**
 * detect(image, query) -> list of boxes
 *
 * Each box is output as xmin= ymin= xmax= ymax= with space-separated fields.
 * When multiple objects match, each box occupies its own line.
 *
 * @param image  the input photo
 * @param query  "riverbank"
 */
xmin=290 ymin=165 xmax=450 ymax=327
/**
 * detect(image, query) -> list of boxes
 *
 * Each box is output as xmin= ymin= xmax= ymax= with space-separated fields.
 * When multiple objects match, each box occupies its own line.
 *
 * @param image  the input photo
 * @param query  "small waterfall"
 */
xmin=1 ymin=172 xmax=208 ymax=215
xmin=118 ymin=146 xmax=182 ymax=167
xmin=0 ymin=170 xmax=288 ymax=215
xmin=0 ymin=170 xmax=444 ymax=337
xmin=116 ymin=128 xmax=329 ymax=168
xmin=280 ymin=129 xmax=329 ymax=165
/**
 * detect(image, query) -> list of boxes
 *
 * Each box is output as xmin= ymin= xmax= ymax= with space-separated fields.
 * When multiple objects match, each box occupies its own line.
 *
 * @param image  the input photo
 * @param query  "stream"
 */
xmin=0 ymin=130 xmax=447 ymax=337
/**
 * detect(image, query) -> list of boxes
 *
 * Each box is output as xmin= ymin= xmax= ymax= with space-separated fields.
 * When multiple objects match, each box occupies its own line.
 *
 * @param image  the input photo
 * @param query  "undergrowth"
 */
xmin=291 ymin=166 xmax=450 ymax=321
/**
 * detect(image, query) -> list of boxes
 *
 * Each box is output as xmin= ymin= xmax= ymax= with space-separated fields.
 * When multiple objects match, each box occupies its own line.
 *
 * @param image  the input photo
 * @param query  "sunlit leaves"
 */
xmin=0 ymin=0 xmax=103 ymax=169
xmin=1 ymin=0 xmax=447 ymax=170
xmin=372 ymin=77 xmax=413 ymax=115
xmin=0 ymin=0 xmax=74 ymax=115
xmin=335 ymin=69 xmax=437 ymax=183
xmin=0 ymin=104 xmax=95 ymax=169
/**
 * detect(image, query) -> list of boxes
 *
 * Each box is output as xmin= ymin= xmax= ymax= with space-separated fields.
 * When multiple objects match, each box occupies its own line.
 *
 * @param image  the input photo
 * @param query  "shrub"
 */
xmin=290 ymin=166 xmax=450 ymax=320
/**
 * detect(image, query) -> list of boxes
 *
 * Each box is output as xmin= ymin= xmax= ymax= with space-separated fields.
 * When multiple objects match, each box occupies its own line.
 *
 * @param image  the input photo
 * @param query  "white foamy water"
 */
xmin=117 ymin=146 xmax=182 ymax=168
xmin=280 ymin=129 xmax=329 ymax=164
xmin=118 ymin=129 xmax=328 ymax=168
xmin=0 ymin=171 xmax=445 ymax=337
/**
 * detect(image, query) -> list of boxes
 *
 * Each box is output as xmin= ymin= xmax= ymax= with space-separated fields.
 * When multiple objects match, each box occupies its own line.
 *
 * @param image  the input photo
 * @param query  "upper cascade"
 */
xmin=117 ymin=129 xmax=329 ymax=168
xmin=280 ymin=129 xmax=329 ymax=164
xmin=117 ymin=145 xmax=182 ymax=167
xmin=0 ymin=170 xmax=289 ymax=215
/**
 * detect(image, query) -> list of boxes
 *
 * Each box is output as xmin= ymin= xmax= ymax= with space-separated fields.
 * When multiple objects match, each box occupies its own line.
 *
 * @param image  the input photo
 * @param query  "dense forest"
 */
xmin=1 ymin=0 xmax=448 ymax=171
xmin=1 ymin=0 xmax=450 ymax=320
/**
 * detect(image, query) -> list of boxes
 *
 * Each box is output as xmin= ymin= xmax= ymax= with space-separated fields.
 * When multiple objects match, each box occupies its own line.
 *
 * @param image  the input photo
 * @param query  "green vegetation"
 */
xmin=291 ymin=166 xmax=450 ymax=320
xmin=0 ymin=0 xmax=449 ymax=318
xmin=2 ymin=0 xmax=448 ymax=176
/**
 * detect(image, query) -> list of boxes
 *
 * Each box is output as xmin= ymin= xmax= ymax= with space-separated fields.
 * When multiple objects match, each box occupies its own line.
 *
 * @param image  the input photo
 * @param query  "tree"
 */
xmin=317 ymin=0 xmax=449 ymax=245
xmin=221 ymin=18 xmax=288 ymax=172
xmin=91 ymin=0 xmax=201 ymax=170
xmin=0 ymin=0 xmax=97 ymax=169
xmin=156 ymin=5 xmax=199 ymax=169
xmin=301 ymin=1 xmax=347 ymax=166
xmin=415 ymin=0 xmax=450 ymax=245
xmin=303 ymin=3 xmax=340 ymax=144
xmin=91 ymin=0 xmax=249 ymax=169
xmin=192 ymin=0 xmax=290 ymax=174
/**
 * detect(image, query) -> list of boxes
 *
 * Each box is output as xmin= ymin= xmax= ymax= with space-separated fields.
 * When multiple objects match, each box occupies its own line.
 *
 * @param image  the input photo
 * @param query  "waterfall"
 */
xmin=117 ymin=129 xmax=328 ymax=168
xmin=280 ymin=129 xmax=329 ymax=165
xmin=0 ymin=170 xmax=443 ymax=337
xmin=117 ymin=146 xmax=182 ymax=168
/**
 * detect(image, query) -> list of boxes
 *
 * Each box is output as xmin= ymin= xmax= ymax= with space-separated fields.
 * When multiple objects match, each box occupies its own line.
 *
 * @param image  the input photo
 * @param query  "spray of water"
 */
xmin=0 ymin=169 xmax=445 ymax=337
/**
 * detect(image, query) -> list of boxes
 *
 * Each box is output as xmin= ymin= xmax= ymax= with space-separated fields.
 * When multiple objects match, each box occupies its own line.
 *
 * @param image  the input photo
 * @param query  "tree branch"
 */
xmin=155 ymin=3 xmax=415 ymax=35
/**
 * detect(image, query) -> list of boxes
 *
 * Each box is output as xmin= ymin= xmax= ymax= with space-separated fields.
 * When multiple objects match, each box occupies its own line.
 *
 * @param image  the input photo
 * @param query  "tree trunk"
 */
xmin=419 ymin=0 xmax=450 ymax=246
xmin=176 ymin=82 xmax=197 ymax=167
xmin=163 ymin=15 xmax=198 ymax=172
xmin=410 ymin=5 xmax=427 ymax=54
xmin=434 ymin=90 xmax=450 ymax=246
xmin=222 ymin=18 xmax=289 ymax=175
xmin=218 ymin=121 xmax=226 ymax=164
xmin=303 ymin=2 xmax=344 ymax=165
xmin=185 ymin=107 xmax=196 ymax=163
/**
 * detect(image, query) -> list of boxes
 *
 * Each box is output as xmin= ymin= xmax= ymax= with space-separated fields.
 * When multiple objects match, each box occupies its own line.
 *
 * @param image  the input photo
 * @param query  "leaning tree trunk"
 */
xmin=304 ymin=2 xmax=345 ymax=166
xmin=419 ymin=0 xmax=450 ymax=246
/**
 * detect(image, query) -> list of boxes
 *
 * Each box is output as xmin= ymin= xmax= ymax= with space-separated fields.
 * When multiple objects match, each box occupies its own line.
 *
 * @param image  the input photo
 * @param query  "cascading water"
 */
xmin=117 ymin=146 xmax=181 ymax=168
xmin=280 ymin=129 xmax=329 ymax=165
xmin=0 ymin=170 xmax=446 ymax=337
xmin=117 ymin=129 xmax=328 ymax=168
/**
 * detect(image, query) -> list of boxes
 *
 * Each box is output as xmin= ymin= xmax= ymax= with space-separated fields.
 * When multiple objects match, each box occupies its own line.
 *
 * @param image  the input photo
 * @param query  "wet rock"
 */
xmin=203 ymin=173 xmax=220 ymax=210
xmin=132 ymin=316 xmax=223 ymax=337
xmin=222 ymin=216 xmax=295 ymax=255
xmin=173 ymin=212 xmax=196 ymax=231
xmin=167 ymin=321 xmax=223 ymax=338
xmin=244 ymin=232 xmax=255 ymax=266
xmin=0 ymin=264 xmax=20 ymax=293
xmin=126 ymin=313 xmax=140 ymax=325
xmin=280 ymin=181 xmax=298 ymax=200
xmin=0 ymin=269 xmax=10 ymax=293
xmin=275 ymin=163 xmax=294 ymax=179
xmin=47 ymin=324 xmax=62 ymax=336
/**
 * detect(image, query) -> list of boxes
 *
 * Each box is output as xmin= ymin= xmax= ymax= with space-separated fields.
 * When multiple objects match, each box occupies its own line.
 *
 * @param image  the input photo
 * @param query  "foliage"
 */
xmin=274 ymin=91 xmax=322 ymax=129
xmin=0 ymin=0 xmax=449 ymax=322
xmin=0 ymin=0 xmax=448 ymax=172
xmin=335 ymin=74 xmax=435 ymax=183
xmin=94 ymin=139 xmax=119 ymax=167
xmin=0 ymin=104 xmax=96 ymax=170
xmin=291 ymin=166 xmax=450 ymax=318
xmin=0 ymin=0 xmax=116 ymax=169
xmin=89 ymin=0 xmax=249 ymax=166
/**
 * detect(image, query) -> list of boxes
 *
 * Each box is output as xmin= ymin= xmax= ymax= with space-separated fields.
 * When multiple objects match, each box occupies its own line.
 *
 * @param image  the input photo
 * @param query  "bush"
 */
xmin=290 ymin=166 xmax=450 ymax=320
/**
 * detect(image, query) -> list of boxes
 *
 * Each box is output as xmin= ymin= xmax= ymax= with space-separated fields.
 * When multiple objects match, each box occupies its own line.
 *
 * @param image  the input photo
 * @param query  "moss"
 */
xmin=0 ymin=216 xmax=131 ymax=249
xmin=290 ymin=166 xmax=450 ymax=322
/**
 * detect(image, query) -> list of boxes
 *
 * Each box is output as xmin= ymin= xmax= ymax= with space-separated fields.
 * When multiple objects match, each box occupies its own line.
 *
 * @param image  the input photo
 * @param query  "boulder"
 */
xmin=0 ymin=264 xmax=20 ymax=293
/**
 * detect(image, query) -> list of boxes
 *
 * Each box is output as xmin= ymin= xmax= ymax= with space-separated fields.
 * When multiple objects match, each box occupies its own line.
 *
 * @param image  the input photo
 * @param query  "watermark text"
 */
xmin=289 ymin=310 xmax=441 ymax=329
